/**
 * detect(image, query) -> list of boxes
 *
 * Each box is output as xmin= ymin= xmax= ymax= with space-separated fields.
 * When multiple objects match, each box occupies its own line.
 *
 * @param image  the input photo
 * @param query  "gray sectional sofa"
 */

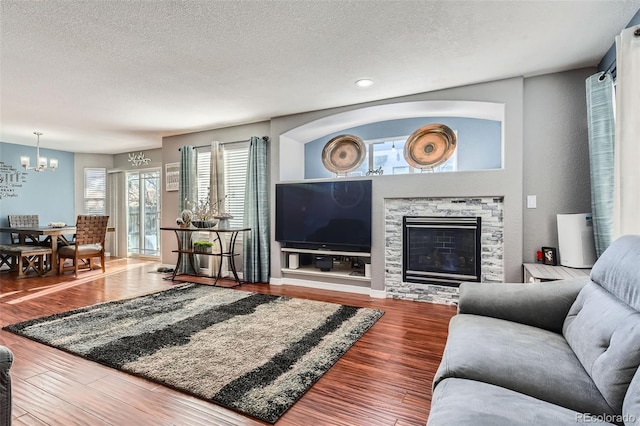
xmin=428 ymin=234 xmax=640 ymax=426
xmin=0 ymin=345 xmax=12 ymax=426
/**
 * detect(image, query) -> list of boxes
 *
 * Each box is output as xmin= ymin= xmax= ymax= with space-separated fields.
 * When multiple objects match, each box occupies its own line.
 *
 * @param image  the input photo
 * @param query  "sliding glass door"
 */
xmin=126 ymin=169 xmax=161 ymax=258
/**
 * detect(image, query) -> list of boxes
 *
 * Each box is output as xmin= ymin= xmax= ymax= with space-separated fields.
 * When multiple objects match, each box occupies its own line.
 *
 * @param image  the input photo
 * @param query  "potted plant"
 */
xmin=193 ymin=241 xmax=214 ymax=253
xmin=186 ymin=194 xmax=228 ymax=228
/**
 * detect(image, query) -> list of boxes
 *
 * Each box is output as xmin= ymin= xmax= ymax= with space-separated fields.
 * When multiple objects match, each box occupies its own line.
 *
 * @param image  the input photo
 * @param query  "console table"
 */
xmin=523 ymin=263 xmax=591 ymax=283
xmin=161 ymin=226 xmax=250 ymax=285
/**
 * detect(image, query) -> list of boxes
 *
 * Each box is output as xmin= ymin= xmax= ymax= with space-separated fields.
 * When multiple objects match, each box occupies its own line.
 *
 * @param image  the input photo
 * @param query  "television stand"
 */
xmin=280 ymin=247 xmax=371 ymax=283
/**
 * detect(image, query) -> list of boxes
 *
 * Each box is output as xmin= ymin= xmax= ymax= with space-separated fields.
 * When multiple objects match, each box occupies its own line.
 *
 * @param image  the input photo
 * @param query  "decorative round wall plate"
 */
xmin=404 ymin=124 xmax=457 ymax=169
xmin=322 ymin=134 xmax=366 ymax=174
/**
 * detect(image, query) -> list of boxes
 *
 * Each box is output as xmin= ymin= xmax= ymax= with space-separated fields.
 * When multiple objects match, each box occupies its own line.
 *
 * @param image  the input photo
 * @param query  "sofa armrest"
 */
xmin=457 ymin=277 xmax=589 ymax=333
xmin=0 ymin=345 xmax=13 ymax=426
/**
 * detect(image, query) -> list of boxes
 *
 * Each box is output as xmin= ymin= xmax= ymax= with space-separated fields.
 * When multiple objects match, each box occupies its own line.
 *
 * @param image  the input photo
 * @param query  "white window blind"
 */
xmin=194 ymin=144 xmax=249 ymax=229
xmin=224 ymin=143 xmax=249 ymax=229
xmin=196 ymin=151 xmax=211 ymax=204
xmin=84 ymin=167 xmax=106 ymax=215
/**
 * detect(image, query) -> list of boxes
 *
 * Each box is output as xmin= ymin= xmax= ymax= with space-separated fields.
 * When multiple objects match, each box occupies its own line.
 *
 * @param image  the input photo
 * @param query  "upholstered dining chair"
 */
xmin=7 ymin=215 xmax=44 ymax=245
xmin=58 ymin=215 xmax=110 ymax=277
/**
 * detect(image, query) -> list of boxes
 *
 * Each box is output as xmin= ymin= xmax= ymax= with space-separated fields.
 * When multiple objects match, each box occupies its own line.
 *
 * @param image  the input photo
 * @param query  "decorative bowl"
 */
xmin=404 ymin=123 xmax=457 ymax=169
xmin=48 ymin=222 xmax=66 ymax=228
xmin=321 ymin=134 xmax=366 ymax=174
xmin=192 ymin=220 xmax=218 ymax=229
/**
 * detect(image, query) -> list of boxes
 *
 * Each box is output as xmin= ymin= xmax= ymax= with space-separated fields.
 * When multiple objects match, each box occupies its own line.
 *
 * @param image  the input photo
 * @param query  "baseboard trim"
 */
xmin=269 ymin=277 xmax=284 ymax=285
xmin=369 ymin=289 xmax=387 ymax=299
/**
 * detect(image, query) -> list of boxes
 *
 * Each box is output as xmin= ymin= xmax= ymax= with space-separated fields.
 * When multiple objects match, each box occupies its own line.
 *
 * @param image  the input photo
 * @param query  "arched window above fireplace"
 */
xmin=279 ymin=100 xmax=504 ymax=181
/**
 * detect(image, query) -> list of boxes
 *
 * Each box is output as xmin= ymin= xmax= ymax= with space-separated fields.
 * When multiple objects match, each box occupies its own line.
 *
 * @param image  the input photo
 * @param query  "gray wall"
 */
xmin=74 ymin=152 xmax=115 ymax=254
xmin=522 ymin=68 xmax=594 ymax=263
xmin=160 ymin=121 xmax=271 ymax=266
xmin=112 ymin=148 xmax=163 ymax=171
xmin=155 ymin=68 xmax=593 ymax=290
xmin=73 ymin=153 xmax=114 ymax=217
xmin=270 ymin=77 xmax=524 ymax=289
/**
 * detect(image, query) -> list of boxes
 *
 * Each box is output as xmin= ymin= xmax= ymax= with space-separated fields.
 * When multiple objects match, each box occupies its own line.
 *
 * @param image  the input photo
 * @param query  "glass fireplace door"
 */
xmin=402 ymin=216 xmax=481 ymax=286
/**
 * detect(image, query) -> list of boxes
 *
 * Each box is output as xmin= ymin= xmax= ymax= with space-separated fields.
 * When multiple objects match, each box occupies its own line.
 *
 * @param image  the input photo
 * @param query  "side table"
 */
xmin=161 ymin=226 xmax=250 ymax=285
xmin=523 ymin=263 xmax=591 ymax=283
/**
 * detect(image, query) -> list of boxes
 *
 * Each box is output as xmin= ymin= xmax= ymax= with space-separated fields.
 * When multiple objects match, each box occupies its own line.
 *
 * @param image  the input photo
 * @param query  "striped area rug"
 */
xmin=3 ymin=284 xmax=384 ymax=423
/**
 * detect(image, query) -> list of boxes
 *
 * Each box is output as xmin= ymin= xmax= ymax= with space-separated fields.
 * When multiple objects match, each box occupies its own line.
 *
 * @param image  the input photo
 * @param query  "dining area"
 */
xmin=0 ymin=214 xmax=111 ymax=279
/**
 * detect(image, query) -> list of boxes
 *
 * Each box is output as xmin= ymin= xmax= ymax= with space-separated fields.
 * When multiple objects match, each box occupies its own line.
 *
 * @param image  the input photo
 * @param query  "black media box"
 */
xmin=315 ymin=255 xmax=333 ymax=271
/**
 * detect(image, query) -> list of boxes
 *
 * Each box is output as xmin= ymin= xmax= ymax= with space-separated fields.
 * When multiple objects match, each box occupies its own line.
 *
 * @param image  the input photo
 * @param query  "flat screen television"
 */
xmin=275 ymin=180 xmax=372 ymax=252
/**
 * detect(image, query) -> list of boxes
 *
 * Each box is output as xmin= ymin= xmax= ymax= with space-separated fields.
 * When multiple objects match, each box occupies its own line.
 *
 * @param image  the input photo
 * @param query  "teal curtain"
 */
xmin=585 ymin=72 xmax=615 ymax=257
xmin=243 ymin=136 xmax=270 ymax=283
xmin=178 ymin=145 xmax=199 ymax=274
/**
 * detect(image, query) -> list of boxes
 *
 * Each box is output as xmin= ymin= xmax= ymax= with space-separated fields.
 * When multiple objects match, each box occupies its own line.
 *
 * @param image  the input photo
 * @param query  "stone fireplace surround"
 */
xmin=385 ymin=197 xmax=504 ymax=305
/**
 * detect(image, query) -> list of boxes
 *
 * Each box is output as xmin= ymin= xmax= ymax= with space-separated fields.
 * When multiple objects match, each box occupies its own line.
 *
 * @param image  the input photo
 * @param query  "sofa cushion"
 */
xmin=428 ymin=378 xmax=617 ymax=426
xmin=434 ymin=314 xmax=614 ymax=415
xmin=58 ymin=244 xmax=102 ymax=257
xmin=590 ymin=234 xmax=640 ymax=311
xmin=563 ymin=282 xmax=640 ymax=414
xmin=0 ymin=345 xmax=13 ymax=426
xmin=623 ymin=367 xmax=640 ymax=424
xmin=0 ymin=347 xmax=12 ymax=369
xmin=458 ymin=278 xmax=587 ymax=333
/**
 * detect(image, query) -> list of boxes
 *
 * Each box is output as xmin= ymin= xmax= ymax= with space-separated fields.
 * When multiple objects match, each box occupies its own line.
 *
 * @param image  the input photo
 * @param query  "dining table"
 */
xmin=0 ymin=225 xmax=77 ymax=273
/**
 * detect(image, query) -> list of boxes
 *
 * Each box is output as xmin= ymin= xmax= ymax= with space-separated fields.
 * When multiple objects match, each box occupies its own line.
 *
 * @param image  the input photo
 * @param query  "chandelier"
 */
xmin=20 ymin=132 xmax=58 ymax=172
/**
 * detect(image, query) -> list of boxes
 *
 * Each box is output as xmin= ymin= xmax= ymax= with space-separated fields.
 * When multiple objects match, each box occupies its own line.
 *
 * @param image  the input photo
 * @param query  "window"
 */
xmin=84 ymin=168 xmax=106 ymax=214
xmin=366 ymin=137 xmax=409 ymax=176
xmin=357 ymin=135 xmax=458 ymax=176
xmin=195 ymin=143 xmax=249 ymax=229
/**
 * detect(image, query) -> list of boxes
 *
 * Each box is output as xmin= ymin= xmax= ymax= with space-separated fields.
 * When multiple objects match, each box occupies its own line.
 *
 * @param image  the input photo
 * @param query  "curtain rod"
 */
xmin=597 ymin=27 xmax=640 ymax=81
xmin=178 ymin=138 xmax=265 ymax=151
xmin=599 ymin=66 xmax=616 ymax=81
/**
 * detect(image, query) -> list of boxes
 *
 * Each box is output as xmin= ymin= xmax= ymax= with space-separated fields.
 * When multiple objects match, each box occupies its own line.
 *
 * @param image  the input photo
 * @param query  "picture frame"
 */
xmin=165 ymin=162 xmax=179 ymax=192
xmin=542 ymin=247 xmax=557 ymax=266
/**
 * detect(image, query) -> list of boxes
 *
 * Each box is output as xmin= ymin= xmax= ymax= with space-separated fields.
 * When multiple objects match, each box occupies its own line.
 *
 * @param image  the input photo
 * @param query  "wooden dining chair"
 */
xmin=58 ymin=215 xmax=110 ymax=277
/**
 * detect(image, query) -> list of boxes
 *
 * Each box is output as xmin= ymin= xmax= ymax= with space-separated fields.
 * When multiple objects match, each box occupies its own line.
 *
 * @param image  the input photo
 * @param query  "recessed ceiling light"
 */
xmin=355 ymin=79 xmax=374 ymax=88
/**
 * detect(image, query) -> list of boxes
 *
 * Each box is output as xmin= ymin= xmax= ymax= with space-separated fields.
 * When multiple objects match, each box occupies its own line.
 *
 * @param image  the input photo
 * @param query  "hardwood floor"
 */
xmin=0 ymin=258 xmax=456 ymax=425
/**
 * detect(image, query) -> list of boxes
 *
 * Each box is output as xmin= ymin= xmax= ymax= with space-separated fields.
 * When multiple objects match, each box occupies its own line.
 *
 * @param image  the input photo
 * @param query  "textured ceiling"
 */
xmin=1 ymin=1 xmax=638 ymax=154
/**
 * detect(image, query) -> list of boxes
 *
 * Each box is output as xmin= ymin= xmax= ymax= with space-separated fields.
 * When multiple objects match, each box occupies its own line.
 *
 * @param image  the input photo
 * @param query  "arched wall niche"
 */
xmin=279 ymin=100 xmax=505 ymax=181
